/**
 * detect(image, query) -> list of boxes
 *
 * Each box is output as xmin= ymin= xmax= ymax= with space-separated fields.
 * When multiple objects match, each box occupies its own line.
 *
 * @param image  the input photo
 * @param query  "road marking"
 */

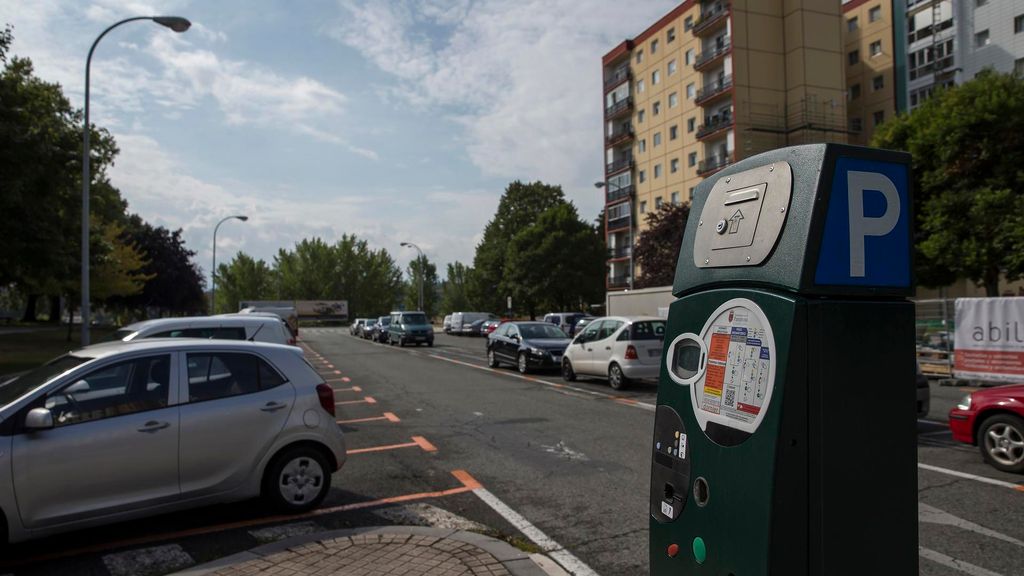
xmin=348 ymin=436 xmax=436 ymax=455
xmin=335 ymin=396 xmax=377 ymax=406
xmin=102 ymin=544 xmax=194 ymax=576
xmin=428 ymin=353 xmax=656 ymax=412
xmin=337 ymin=412 xmax=401 ymax=424
xmin=919 ymin=546 xmax=1004 ymax=576
xmin=920 ymin=503 xmax=1024 ymax=548
xmin=342 ymin=376 xmax=351 ymax=382
xmin=322 ymin=377 xmax=348 ymax=383
xmin=918 ymin=463 xmax=1024 ymax=492
xmin=333 ymin=385 xmax=363 ymax=393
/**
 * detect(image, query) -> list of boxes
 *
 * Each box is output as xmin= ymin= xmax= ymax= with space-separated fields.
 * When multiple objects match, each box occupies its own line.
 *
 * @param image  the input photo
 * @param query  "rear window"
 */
xmin=630 ymin=321 xmax=666 ymax=341
xmin=402 ymin=313 xmax=428 ymax=325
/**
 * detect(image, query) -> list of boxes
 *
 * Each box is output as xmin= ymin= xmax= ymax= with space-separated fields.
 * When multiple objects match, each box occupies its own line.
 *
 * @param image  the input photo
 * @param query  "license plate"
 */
xmin=648 ymin=349 xmax=661 ymax=357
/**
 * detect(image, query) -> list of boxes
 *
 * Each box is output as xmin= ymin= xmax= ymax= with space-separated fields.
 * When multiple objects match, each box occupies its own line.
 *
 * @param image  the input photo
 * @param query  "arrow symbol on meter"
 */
xmin=728 ymin=210 xmax=745 ymax=234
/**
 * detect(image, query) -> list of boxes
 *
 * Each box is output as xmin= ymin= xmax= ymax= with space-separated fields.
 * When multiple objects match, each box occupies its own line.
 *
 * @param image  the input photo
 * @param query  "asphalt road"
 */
xmin=2 ymin=327 xmax=1021 ymax=576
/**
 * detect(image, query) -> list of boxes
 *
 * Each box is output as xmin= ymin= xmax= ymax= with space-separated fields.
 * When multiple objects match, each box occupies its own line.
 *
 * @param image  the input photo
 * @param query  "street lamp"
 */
xmin=211 ymin=215 xmax=249 ymax=314
xmin=81 ymin=15 xmax=191 ymax=345
xmin=400 ymin=242 xmax=425 ymax=311
xmin=594 ymin=180 xmax=633 ymax=289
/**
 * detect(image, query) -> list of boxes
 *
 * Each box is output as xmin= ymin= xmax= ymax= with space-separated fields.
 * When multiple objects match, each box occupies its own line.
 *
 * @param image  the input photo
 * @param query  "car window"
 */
xmin=579 ymin=321 xmax=603 ymax=342
xmin=630 ymin=321 xmax=666 ymax=341
xmin=186 ymin=352 xmax=273 ymax=402
xmin=520 ymin=324 xmax=568 ymax=339
xmin=599 ymin=321 xmax=624 ymax=341
xmin=44 ymin=355 xmax=171 ymax=427
xmin=0 ymin=354 xmax=89 ymax=409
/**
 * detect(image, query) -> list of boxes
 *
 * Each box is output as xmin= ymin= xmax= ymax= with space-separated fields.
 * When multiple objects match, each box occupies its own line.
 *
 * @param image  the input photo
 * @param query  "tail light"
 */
xmin=625 ymin=345 xmax=638 ymax=360
xmin=288 ymin=337 xmax=297 ymax=346
xmin=316 ymin=383 xmax=336 ymax=417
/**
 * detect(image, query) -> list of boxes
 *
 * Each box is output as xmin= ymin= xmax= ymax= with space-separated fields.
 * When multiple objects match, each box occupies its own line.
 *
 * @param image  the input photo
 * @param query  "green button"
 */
xmin=693 ymin=537 xmax=707 ymax=564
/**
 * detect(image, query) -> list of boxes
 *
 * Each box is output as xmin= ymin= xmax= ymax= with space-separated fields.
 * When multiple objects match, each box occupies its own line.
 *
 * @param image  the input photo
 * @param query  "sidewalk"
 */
xmin=173 ymin=526 xmax=570 ymax=576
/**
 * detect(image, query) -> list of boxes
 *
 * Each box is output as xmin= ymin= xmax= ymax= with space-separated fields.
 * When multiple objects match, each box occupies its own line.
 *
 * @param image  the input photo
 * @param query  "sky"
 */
xmin=0 ymin=0 xmax=677 ymax=282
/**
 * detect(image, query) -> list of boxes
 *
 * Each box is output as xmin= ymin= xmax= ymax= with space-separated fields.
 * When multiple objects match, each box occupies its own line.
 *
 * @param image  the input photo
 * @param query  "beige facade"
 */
xmin=602 ymin=0 xmax=848 ymax=291
xmin=842 ymin=0 xmax=897 ymax=146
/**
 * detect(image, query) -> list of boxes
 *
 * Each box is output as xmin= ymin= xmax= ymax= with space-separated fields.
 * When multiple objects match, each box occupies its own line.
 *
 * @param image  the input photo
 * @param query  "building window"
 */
xmin=684 ymin=15 xmax=693 ymax=30
xmin=654 ymin=164 xmax=662 ymax=178
xmin=669 ymin=92 xmax=679 ymax=108
xmin=653 ymin=132 xmax=662 ymax=146
xmin=872 ymin=110 xmax=884 ymax=126
xmin=850 ymin=83 xmax=861 ymax=100
xmin=847 ymin=16 xmax=858 ymax=32
xmin=640 ymin=200 xmax=647 ymax=214
xmin=976 ymin=0 xmax=987 ymax=6
xmin=848 ymin=50 xmax=859 ymax=65
xmin=868 ymin=6 xmax=881 ymax=23
xmin=652 ymin=70 xmax=660 ymax=85
xmin=850 ymin=117 xmax=863 ymax=132
xmin=668 ymin=59 xmax=678 ymax=76
xmin=637 ymin=79 xmax=645 ymax=94
xmin=975 ymin=30 xmax=990 ymax=48
xmin=655 ymin=196 xmax=663 ymax=208
xmin=688 ymin=152 xmax=697 ymax=167
xmin=653 ymin=101 xmax=661 ymax=116
xmin=870 ymin=40 xmax=882 ymax=57
xmin=639 ymin=170 xmax=646 ymax=183
xmin=687 ymin=117 xmax=696 ymax=132
xmin=688 ymin=187 xmax=695 ymax=200
xmin=671 ymin=191 xmax=679 ymax=204
xmin=638 ymin=109 xmax=645 ymax=124
xmin=670 ymin=158 xmax=679 ymax=173
xmin=1015 ymin=15 xmax=1024 ymax=34
xmin=685 ymin=48 xmax=695 ymax=66
xmin=670 ymin=125 xmax=679 ymax=140
xmin=668 ymin=27 xmax=677 ymax=42
xmin=1016 ymin=57 xmax=1024 ymax=76
xmin=639 ymin=139 xmax=646 ymax=153
xmin=873 ymin=75 xmax=884 ymax=90
xmin=636 ymin=49 xmax=643 ymax=64
xmin=651 ymin=39 xmax=659 ymax=54
xmin=686 ymin=82 xmax=696 ymax=99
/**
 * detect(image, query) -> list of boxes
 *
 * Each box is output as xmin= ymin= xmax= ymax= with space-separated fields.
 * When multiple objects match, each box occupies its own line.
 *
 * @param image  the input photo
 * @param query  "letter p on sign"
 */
xmin=847 ymin=171 xmax=900 ymax=278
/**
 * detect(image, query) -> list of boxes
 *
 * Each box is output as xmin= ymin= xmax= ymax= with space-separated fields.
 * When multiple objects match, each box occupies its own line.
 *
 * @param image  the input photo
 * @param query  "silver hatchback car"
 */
xmin=0 ymin=339 xmax=346 ymax=544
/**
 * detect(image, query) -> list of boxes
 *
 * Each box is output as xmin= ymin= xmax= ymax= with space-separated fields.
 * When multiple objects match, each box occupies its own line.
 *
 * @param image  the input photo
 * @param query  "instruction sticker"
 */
xmin=690 ymin=298 xmax=776 ymax=443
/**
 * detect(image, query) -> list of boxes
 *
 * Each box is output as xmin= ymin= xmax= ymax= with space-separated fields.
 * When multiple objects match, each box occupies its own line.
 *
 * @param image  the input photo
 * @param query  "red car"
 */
xmin=949 ymin=384 xmax=1024 ymax=473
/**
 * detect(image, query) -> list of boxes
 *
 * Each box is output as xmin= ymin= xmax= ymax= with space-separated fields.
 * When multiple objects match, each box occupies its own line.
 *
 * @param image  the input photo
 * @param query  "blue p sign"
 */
xmin=814 ymin=157 xmax=910 ymax=288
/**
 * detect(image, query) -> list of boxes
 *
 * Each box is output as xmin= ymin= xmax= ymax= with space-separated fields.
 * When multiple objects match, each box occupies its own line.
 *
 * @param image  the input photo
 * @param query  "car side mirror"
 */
xmin=65 ymin=380 xmax=90 ymax=395
xmin=25 ymin=407 xmax=54 ymax=431
xmin=511 ymin=334 xmax=520 ymax=342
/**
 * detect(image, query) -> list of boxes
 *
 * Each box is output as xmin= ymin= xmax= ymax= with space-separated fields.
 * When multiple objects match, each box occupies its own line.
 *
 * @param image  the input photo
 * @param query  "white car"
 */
xmin=0 ymin=339 xmax=346 ymax=544
xmin=113 ymin=315 xmax=296 ymax=347
xmin=561 ymin=316 xmax=666 ymax=389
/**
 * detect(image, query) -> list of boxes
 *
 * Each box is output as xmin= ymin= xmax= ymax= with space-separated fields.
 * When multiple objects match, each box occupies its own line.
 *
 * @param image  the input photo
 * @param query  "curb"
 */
xmin=170 ymin=526 xmax=565 ymax=576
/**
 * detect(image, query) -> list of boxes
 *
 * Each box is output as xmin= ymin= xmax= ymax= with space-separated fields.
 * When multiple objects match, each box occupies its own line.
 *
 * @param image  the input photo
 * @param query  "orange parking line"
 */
xmin=334 ymin=385 xmax=363 ymax=393
xmin=336 ymin=411 xmax=400 ymax=425
xmin=322 ymin=377 xmax=347 ymax=383
xmin=451 ymin=469 xmax=482 ymax=490
xmin=342 ymin=377 xmax=351 ymax=383
xmin=335 ymin=396 xmax=376 ymax=406
xmin=1016 ymin=485 xmax=1024 ymax=493
xmin=384 ymin=412 xmax=400 ymax=422
xmin=348 ymin=440 xmax=417 ymax=454
xmin=412 ymin=436 xmax=438 ymax=452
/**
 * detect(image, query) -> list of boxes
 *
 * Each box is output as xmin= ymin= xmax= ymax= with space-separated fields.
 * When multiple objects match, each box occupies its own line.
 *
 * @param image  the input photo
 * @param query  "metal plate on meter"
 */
xmin=693 ymin=161 xmax=792 ymax=268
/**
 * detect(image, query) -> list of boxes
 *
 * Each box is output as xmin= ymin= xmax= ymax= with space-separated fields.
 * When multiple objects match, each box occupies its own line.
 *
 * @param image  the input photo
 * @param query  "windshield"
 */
xmin=630 ymin=321 xmax=666 ymax=341
xmin=380 ymin=318 xmax=391 ymax=325
xmin=520 ymin=324 xmax=568 ymax=339
xmin=0 ymin=354 xmax=89 ymax=409
xmin=401 ymin=313 xmax=428 ymax=325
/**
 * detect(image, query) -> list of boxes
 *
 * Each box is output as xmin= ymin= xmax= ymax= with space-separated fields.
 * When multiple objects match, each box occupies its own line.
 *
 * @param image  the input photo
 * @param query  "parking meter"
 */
xmin=650 ymin=144 xmax=916 ymax=575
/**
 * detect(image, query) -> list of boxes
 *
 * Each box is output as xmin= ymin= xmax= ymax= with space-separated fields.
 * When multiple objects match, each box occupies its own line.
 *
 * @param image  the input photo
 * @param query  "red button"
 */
xmin=667 ymin=544 xmax=680 ymax=558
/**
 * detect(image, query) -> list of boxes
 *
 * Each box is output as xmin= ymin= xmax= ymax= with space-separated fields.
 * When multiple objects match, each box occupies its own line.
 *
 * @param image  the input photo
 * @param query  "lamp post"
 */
xmin=211 ymin=215 xmax=249 ymax=314
xmin=594 ymin=180 xmax=633 ymax=289
xmin=400 ymin=242 xmax=425 ymax=311
xmin=81 ymin=15 xmax=191 ymax=345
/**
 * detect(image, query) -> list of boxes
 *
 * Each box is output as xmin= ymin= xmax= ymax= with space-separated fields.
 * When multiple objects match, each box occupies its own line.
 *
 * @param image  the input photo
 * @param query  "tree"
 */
xmin=214 ymin=253 xmax=275 ymax=314
xmin=404 ymin=256 xmax=439 ymax=317
xmin=872 ymin=70 xmax=1024 ymax=294
xmin=112 ymin=216 xmax=206 ymax=317
xmin=440 ymin=262 xmax=472 ymax=314
xmin=91 ymin=222 xmax=152 ymax=301
xmin=633 ymin=202 xmax=691 ymax=288
xmin=504 ymin=203 xmax=606 ymax=318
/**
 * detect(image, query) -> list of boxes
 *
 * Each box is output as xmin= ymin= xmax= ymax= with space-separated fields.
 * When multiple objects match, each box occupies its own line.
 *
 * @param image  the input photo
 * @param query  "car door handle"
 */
xmin=261 ymin=402 xmax=288 ymax=412
xmin=587 ymin=348 xmax=593 ymax=352
xmin=138 ymin=421 xmax=170 ymax=433
xmin=605 ymin=346 xmax=611 ymax=350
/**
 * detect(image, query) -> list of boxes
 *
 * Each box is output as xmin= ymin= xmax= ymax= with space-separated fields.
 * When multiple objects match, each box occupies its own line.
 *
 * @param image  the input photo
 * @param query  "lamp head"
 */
xmin=153 ymin=16 xmax=191 ymax=33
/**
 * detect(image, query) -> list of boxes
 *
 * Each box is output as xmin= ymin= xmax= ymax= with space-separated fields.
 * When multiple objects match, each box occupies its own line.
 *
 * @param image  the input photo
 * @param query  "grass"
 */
xmin=0 ymin=325 xmax=117 ymax=377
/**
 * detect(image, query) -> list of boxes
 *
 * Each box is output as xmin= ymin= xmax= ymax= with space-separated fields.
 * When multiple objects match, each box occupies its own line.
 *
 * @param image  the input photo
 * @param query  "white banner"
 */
xmin=954 ymin=297 xmax=1024 ymax=382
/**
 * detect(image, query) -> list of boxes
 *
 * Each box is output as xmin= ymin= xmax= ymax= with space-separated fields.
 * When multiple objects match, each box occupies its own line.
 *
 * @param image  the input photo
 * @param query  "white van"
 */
xmin=112 ymin=316 xmax=296 ymax=347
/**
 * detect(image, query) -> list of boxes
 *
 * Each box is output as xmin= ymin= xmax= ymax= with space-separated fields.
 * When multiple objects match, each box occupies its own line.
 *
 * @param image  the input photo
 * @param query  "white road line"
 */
xmin=920 ymin=503 xmax=1024 ymax=548
xmin=919 ymin=546 xmax=1004 ymax=576
xmin=918 ymin=463 xmax=1024 ymax=491
xmin=471 ymin=487 xmax=599 ymax=576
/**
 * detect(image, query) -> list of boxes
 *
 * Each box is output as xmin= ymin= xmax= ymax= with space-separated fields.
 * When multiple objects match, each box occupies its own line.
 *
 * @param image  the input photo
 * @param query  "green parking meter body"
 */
xmin=649 ymin=144 xmax=917 ymax=575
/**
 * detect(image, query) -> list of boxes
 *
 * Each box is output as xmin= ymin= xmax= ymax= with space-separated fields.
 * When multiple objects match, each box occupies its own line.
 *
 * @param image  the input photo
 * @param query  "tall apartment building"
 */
xmin=842 ymin=0 xmax=906 ymax=145
xmin=602 ymin=0 xmax=848 ymax=291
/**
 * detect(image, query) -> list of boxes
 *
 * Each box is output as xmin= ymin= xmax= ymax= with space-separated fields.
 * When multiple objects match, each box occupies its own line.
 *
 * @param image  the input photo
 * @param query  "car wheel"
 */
xmin=517 ymin=353 xmax=530 ymax=374
xmin=978 ymin=414 xmax=1024 ymax=473
xmin=263 ymin=446 xmax=331 ymax=513
xmin=562 ymin=359 xmax=576 ymax=382
xmin=487 ymin=348 xmax=499 ymax=368
xmin=608 ymin=363 xmax=629 ymax=390
xmin=427 ymin=341 xmax=434 ymax=347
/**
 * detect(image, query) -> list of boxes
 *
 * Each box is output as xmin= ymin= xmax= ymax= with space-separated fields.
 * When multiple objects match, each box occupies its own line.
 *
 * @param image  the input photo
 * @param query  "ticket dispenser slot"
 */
xmin=650 ymin=405 xmax=690 ymax=523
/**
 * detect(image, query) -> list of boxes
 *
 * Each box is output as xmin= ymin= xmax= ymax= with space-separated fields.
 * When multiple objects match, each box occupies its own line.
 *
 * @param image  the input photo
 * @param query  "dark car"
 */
xmin=486 ymin=321 xmax=571 ymax=374
xmin=372 ymin=316 xmax=391 ymax=343
xmin=949 ymin=383 xmax=1024 ymax=473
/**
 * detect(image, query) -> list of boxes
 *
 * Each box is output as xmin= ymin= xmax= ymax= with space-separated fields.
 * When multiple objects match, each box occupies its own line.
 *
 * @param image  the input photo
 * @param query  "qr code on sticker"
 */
xmin=724 ymin=388 xmax=736 ymax=408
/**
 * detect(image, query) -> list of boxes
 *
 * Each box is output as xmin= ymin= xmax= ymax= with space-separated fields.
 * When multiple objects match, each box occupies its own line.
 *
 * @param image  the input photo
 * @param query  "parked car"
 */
xmin=916 ymin=361 xmax=930 ymax=418
xmin=113 ymin=316 xmax=296 ymax=347
xmin=481 ymin=319 xmax=502 ymax=335
xmin=569 ymin=316 xmax=596 ymax=337
xmin=543 ymin=312 xmax=587 ymax=336
xmin=388 ymin=311 xmax=434 ymax=347
xmin=451 ymin=312 xmax=498 ymax=336
xmin=949 ymin=384 xmax=1024 ymax=473
xmin=486 ymin=321 xmax=571 ymax=374
xmin=443 ymin=315 xmax=453 ymax=334
xmin=0 ymin=339 xmax=346 ymax=544
xmin=350 ymin=318 xmax=372 ymax=336
xmin=238 ymin=306 xmax=298 ymax=339
xmin=372 ymin=316 xmax=392 ymax=343
xmin=562 ymin=316 xmax=665 ymax=390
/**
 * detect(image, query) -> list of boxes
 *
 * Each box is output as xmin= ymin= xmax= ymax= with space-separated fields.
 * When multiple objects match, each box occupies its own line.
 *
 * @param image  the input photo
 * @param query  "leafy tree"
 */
xmin=214 ymin=252 xmax=275 ymax=314
xmin=404 ymin=255 xmax=439 ymax=317
xmin=91 ymin=222 xmax=152 ymax=300
xmin=112 ymin=216 xmax=206 ymax=317
xmin=633 ymin=202 xmax=691 ymax=288
xmin=504 ymin=203 xmax=606 ymax=318
xmin=872 ymin=70 xmax=1024 ymax=294
xmin=440 ymin=262 xmax=472 ymax=314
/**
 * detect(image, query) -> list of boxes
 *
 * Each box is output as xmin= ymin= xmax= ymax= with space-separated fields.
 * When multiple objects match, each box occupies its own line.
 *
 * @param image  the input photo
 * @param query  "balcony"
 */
xmin=695 ymin=75 xmax=732 ymax=105
xmin=697 ymin=154 xmax=733 ymax=176
xmin=693 ymin=2 xmax=730 ymax=36
xmin=607 ymin=245 xmax=632 ymax=260
xmin=608 ymin=275 xmax=631 ymax=290
xmin=604 ymin=97 xmax=633 ymax=119
xmin=607 ymin=212 xmax=631 ymax=231
xmin=605 ymin=157 xmax=634 ymax=176
xmin=694 ymin=39 xmax=731 ymax=71
xmin=605 ymin=183 xmax=635 ymax=204
xmin=604 ymin=66 xmax=631 ymax=92
xmin=696 ymin=113 xmax=733 ymax=139
xmin=605 ymin=127 xmax=634 ymax=148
